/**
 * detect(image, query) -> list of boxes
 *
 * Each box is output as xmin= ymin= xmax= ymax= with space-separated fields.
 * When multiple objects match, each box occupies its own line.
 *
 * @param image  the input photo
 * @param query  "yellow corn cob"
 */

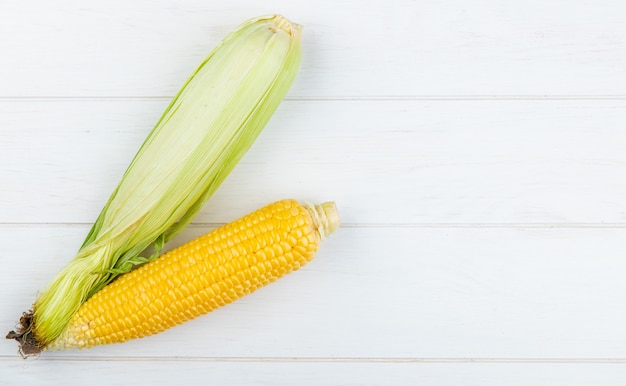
xmin=48 ymin=199 xmax=339 ymax=350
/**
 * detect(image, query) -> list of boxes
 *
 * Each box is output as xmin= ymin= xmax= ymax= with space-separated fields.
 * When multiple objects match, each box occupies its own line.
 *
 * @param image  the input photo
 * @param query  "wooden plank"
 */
xmin=3 ymin=360 xmax=626 ymax=386
xmin=3 ymin=226 xmax=626 ymax=358
xmin=2 ymin=99 xmax=626 ymax=224
xmin=3 ymin=0 xmax=624 ymax=382
xmin=1 ymin=0 xmax=625 ymax=97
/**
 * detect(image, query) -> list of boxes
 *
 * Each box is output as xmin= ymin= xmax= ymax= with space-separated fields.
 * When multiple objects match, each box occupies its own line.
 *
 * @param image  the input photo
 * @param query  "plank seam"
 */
xmin=3 ymin=223 xmax=626 ymax=229
xmin=1 ymin=95 xmax=626 ymax=102
xmin=2 ymin=356 xmax=626 ymax=363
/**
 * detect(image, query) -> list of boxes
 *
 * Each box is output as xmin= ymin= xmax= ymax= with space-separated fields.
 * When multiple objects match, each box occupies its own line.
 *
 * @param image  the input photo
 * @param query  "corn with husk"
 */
xmin=7 ymin=14 xmax=302 ymax=356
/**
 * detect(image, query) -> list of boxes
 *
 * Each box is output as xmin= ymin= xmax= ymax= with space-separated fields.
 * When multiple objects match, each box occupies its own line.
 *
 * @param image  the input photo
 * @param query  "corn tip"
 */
xmin=268 ymin=14 xmax=302 ymax=37
xmin=305 ymin=201 xmax=340 ymax=239
xmin=320 ymin=202 xmax=340 ymax=237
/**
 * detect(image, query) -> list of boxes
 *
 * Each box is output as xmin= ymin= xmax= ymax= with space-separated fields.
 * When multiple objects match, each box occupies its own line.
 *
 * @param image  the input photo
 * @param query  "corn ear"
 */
xmin=8 ymin=14 xmax=302 ymax=354
xmin=48 ymin=199 xmax=340 ymax=350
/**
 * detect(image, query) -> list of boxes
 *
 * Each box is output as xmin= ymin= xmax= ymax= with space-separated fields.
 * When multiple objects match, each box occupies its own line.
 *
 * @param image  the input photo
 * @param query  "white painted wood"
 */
xmin=1 ymin=0 xmax=625 ymax=97
xmin=3 ymin=226 xmax=626 ymax=358
xmin=2 ymin=100 xmax=626 ymax=224
xmin=2 ymin=0 xmax=626 ymax=383
xmin=4 ymin=360 xmax=626 ymax=386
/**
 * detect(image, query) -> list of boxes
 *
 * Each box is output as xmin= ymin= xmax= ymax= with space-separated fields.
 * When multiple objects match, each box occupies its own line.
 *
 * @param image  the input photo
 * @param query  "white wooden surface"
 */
xmin=1 ymin=0 xmax=626 ymax=384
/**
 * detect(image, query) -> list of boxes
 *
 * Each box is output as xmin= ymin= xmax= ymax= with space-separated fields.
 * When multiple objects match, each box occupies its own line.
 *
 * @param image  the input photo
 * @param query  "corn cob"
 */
xmin=8 ymin=14 xmax=302 ymax=355
xmin=47 ymin=199 xmax=339 ymax=350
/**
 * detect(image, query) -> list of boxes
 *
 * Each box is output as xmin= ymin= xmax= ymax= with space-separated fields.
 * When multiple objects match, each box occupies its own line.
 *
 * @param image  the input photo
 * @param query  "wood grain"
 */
xmin=2 ymin=0 xmax=626 ymax=384
xmin=4 ymin=360 xmax=626 ymax=386
xmin=2 ymin=226 xmax=626 ymax=358
xmin=6 ymin=358 xmax=626 ymax=386
xmin=0 ymin=0 xmax=625 ymax=97
xmin=2 ymin=100 xmax=626 ymax=224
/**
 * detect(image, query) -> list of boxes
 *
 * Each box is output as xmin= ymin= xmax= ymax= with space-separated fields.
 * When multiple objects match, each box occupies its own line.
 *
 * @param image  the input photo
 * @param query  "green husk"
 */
xmin=10 ymin=14 xmax=302 ymax=352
